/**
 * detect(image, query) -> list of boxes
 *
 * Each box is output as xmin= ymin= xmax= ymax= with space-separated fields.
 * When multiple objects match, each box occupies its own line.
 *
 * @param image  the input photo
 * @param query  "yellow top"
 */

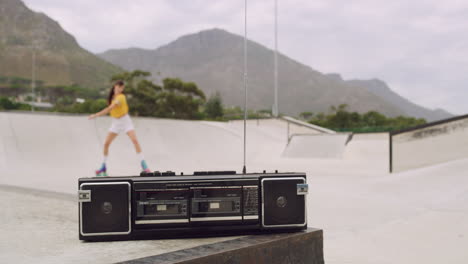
xmin=110 ymin=94 xmax=129 ymax=118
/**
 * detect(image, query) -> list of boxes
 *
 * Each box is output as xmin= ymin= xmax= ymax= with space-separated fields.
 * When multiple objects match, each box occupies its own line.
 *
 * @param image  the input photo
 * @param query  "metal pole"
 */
xmin=242 ymin=0 xmax=248 ymax=174
xmin=273 ymin=0 xmax=279 ymax=117
xmin=31 ymin=49 xmax=36 ymax=112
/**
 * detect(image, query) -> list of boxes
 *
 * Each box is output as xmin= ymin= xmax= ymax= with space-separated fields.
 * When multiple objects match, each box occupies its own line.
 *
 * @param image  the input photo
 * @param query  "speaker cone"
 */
xmin=262 ymin=177 xmax=306 ymax=227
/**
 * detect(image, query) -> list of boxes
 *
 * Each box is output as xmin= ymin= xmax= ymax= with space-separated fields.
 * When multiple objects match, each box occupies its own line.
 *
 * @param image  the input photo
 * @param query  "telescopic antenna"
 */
xmin=242 ymin=0 xmax=248 ymax=175
xmin=273 ymin=0 xmax=279 ymax=117
xmin=31 ymin=49 xmax=36 ymax=112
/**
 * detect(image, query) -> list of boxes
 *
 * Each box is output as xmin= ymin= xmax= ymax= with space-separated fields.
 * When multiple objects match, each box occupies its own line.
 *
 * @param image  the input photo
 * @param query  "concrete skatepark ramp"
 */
xmin=1 ymin=111 xmax=468 ymax=263
xmin=0 ymin=112 xmax=279 ymax=193
xmin=283 ymin=133 xmax=352 ymax=159
xmin=390 ymin=114 xmax=468 ymax=172
xmin=0 ymin=112 xmax=348 ymax=193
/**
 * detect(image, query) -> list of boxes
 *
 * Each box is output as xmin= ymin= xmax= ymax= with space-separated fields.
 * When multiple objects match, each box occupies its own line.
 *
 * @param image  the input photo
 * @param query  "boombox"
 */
xmin=78 ymin=171 xmax=309 ymax=241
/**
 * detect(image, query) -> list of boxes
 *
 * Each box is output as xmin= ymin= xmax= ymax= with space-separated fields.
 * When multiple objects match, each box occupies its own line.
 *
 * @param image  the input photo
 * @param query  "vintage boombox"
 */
xmin=78 ymin=171 xmax=309 ymax=241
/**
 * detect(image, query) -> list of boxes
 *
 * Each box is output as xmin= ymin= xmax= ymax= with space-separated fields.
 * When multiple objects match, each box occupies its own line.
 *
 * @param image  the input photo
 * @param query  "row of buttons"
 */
xmin=140 ymin=170 xmax=282 ymax=177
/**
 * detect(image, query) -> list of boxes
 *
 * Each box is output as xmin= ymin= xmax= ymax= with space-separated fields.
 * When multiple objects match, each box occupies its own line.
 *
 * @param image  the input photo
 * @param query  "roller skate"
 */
xmin=141 ymin=160 xmax=151 ymax=174
xmin=95 ymin=163 xmax=108 ymax=177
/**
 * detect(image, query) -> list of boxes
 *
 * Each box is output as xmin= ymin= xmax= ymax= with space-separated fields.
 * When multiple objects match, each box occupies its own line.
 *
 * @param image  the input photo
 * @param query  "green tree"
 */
xmin=0 ymin=97 xmax=16 ymax=109
xmin=0 ymin=96 xmax=31 ymax=110
xmin=308 ymin=105 xmax=427 ymax=132
xmin=204 ymin=93 xmax=224 ymax=119
xmin=362 ymin=111 xmax=387 ymax=127
xmin=157 ymin=78 xmax=206 ymax=119
xmin=84 ymin=99 xmax=108 ymax=113
xmin=110 ymin=71 xmax=206 ymax=119
xmin=300 ymin=111 xmax=314 ymax=121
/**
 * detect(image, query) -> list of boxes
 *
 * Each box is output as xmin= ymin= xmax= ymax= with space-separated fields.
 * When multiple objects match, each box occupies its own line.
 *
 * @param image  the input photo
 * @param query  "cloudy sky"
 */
xmin=23 ymin=0 xmax=468 ymax=114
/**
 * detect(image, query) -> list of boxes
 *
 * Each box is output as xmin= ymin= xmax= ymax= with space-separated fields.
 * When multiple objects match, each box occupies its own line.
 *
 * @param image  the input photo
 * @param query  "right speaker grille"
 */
xmin=261 ymin=177 xmax=306 ymax=228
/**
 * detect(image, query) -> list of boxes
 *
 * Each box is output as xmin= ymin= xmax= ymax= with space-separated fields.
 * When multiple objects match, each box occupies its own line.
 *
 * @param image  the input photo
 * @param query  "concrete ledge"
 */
xmin=283 ymin=134 xmax=351 ymax=158
xmin=282 ymin=116 xmax=336 ymax=134
xmin=118 ymin=228 xmax=324 ymax=264
xmin=390 ymin=115 xmax=468 ymax=172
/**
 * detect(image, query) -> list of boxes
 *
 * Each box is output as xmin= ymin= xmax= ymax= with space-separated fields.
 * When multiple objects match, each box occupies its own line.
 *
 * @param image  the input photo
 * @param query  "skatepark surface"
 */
xmin=1 ymin=112 xmax=467 ymax=263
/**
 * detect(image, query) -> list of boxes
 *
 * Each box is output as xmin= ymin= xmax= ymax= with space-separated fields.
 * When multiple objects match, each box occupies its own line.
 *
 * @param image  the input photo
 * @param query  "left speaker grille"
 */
xmin=80 ymin=182 xmax=131 ymax=236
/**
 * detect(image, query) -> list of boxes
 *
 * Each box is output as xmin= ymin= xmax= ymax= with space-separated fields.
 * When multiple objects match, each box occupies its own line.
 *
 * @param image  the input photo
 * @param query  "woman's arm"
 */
xmin=88 ymin=102 xmax=118 ymax=120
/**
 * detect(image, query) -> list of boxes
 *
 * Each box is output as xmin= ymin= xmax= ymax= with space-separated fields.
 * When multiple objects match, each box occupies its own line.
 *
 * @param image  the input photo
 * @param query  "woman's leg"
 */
xmin=127 ymin=130 xmax=150 ymax=171
xmin=104 ymin=132 xmax=118 ymax=156
xmin=96 ymin=132 xmax=118 ymax=176
xmin=126 ymin=130 xmax=142 ymax=153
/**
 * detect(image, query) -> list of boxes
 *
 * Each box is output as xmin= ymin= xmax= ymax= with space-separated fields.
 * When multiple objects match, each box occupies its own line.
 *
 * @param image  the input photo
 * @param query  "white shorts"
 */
xmin=109 ymin=114 xmax=135 ymax=134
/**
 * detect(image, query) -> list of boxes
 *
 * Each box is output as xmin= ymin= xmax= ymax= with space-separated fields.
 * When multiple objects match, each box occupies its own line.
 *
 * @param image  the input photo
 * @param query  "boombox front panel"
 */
xmin=261 ymin=177 xmax=307 ymax=228
xmin=78 ymin=173 xmax=308 ymax=241
xmin=79 ymin=182 xmax=131 ymax=236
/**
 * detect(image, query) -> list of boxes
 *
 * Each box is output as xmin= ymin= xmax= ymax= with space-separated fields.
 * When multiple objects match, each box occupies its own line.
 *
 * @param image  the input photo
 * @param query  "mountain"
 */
xmin=0 ymin=0 xmax=122 ymax=88
xmin=344 ymin=78 xmax=453 ymax=121
xmin=99 ymin=28 xmax=449 ymax=121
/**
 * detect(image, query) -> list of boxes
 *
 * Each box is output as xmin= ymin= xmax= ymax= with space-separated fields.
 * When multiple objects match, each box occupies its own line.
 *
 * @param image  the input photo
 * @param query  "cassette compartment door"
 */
xmin=135 ymin=187 xmax=189 ymax=225
xmin=190 ymin=186 xmax=242 ymax=222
